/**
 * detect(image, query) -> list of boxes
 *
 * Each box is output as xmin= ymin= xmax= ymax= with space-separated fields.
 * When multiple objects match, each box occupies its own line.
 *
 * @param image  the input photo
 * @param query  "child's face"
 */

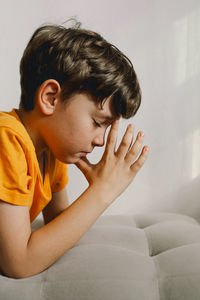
xmin=40 ymin=93 xmax=117 ymax=164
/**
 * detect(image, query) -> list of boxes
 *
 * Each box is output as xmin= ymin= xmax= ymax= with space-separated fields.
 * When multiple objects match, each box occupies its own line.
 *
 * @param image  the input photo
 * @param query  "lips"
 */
xmin=80 ymin=150 xmax=92 ymax=157
xmin=81 ymin=150 xmax=93 ymax=154
xmin=80 ymin=152 xmax=88 ymax=157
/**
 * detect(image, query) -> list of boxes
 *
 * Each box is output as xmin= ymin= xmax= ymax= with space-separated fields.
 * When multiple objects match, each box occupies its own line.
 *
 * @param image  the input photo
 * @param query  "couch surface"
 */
xmin=1 ymin=212 xmax=200 ymax=300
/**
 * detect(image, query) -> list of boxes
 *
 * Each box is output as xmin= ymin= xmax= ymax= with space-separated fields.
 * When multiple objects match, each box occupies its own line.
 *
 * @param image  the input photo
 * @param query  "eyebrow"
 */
xmin=100 ymin=116 xmax=116 ymax=125
xmin=104 ymin=116 xmax=115 ymax=121
xmin=95 ymin=109 xmax=118 ymax=124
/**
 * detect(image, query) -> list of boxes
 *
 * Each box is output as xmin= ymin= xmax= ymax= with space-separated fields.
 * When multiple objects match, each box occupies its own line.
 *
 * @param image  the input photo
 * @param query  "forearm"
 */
xmin=22 ymin=185 xmax=112 ymax=278
xmin=42 ymin=189 xmax=70 ymax=224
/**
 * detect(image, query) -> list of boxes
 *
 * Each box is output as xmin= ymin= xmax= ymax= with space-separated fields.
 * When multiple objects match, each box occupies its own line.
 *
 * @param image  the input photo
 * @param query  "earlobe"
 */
xmin=38 ymin=79 xmax=61 ymax=115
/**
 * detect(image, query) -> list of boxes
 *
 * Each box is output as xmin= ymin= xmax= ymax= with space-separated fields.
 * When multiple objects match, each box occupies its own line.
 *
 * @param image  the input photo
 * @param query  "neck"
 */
xmin=15 ymin=108 xmax=48 ymax=161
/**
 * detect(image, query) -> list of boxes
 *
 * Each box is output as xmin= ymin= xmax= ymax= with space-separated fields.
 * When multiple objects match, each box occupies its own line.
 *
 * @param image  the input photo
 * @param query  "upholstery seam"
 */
xmin=143 ymin=228 xmax=153 ymax=256
xmin=39 ymin=268 xmax=49 ymax=300
xmin=152 ymin=255 xmax=162 ymax=300
xmin=74 ymin=242 xmax=147 ymax=255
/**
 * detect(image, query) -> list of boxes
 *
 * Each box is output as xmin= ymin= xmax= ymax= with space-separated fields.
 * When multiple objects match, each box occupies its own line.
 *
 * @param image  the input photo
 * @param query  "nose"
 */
xmin=92 ymin=129 xmax=106 ymax=147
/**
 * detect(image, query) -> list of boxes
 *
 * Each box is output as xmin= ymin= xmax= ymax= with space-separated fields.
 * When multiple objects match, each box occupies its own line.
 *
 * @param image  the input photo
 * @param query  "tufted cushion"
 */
xmin=1 ymin=212 xmax=200 ymax=300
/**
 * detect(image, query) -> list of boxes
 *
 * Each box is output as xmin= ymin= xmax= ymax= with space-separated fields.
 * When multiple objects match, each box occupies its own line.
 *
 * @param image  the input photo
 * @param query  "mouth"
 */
xmin=80 ymin=152 xmax=87 ymax=157
xmin=80 ymin=151 xmax=91 ymax=157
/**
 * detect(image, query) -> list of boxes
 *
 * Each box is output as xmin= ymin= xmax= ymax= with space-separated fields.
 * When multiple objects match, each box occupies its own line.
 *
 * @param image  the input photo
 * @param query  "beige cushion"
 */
xmin=1 ymin=212 xmax=200 ymax=299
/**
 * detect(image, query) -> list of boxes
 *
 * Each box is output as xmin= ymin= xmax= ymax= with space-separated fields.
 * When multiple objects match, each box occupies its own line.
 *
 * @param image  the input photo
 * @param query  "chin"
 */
xmin=62 ymin=154 xmax=84 ymax=164
xmin=67 ymin=158 xmax=81 ymax=164
xmin=53 ymin=151 xmax=84 ymax=164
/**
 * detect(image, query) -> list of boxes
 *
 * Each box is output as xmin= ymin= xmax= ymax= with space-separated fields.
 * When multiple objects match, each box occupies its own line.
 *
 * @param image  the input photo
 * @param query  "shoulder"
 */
xmin=0 ymin=110 xmax=34 ymax=153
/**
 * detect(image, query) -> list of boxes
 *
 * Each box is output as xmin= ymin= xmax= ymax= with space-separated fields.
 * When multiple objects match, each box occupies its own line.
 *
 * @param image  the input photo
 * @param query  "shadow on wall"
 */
xmin=139 ymin=3 xmax=200 ymax=216
xmin=173 ymin=6 xmax=200 ymax=86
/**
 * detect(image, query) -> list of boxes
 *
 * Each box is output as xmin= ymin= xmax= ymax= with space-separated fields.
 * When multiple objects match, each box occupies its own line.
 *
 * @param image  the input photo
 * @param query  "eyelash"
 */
xmin=93 ymin=119 xmax=101 ymax=128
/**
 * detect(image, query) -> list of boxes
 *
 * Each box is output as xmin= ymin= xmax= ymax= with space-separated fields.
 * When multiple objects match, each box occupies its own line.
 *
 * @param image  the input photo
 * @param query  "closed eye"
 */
xmin=93 ymin=119 xmax=101 ymax=128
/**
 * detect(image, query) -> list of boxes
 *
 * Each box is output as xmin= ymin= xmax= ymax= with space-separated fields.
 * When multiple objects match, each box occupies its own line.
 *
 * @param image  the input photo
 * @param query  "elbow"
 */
xmin=2 ymin=270 xmax=26 ymax=279
xmin=0 ymin=257 xmax=39 ymax=279
xmin=1 ymin=265 xmax=31 ymax=279
xmin=2 ymin=267 xmax=39 ymax=279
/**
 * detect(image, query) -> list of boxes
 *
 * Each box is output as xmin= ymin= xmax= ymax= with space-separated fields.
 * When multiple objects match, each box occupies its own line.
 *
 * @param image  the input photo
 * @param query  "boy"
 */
xmin=0 ymin=21 xmax=149 ymax=278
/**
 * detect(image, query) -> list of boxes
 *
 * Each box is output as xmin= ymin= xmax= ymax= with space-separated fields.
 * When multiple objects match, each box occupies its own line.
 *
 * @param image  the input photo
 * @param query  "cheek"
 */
xmin=68 ymin=119 xmax=93 ymax=143
xmin=63 ymin=123 xmax=93 ymax=153
xmin=43 ymin=116 xmax=94 ymax=162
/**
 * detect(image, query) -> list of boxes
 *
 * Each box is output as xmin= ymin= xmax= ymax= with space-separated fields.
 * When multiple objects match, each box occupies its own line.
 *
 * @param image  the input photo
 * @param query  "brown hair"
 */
xmin=20 ymin=20 xmax=141 ymax=118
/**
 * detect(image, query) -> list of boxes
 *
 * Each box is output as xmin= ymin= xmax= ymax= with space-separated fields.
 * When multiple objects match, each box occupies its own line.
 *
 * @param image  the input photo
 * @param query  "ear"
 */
xmin=37 ymin=79 xmax=61 ymax=115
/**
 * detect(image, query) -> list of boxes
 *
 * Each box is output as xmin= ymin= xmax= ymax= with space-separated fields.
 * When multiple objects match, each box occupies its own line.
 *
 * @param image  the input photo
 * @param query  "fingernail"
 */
xmin=144 ymin=146 xmax=149 ymax=152
xmin=139 ymin=131 xmax=145 ymax=137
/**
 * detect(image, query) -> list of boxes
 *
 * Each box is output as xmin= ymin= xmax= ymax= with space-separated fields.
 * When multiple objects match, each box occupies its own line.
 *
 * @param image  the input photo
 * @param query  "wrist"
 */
xmin=88 ymin=182 xmax=116 ymax=206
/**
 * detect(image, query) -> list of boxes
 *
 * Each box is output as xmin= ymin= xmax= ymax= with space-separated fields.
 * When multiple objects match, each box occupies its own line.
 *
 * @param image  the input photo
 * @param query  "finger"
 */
xmin=125 ymin=131 xmax=145 ymax=164
xmin=104 ymin=119 xmax=119 ymax=155
xmin=115 ymin=124 xmax=134 ymax=158
xmin=130 ymin=145 xmax=149 ymax=174
xmin=75 ymin=156 xmax=92 ymax=174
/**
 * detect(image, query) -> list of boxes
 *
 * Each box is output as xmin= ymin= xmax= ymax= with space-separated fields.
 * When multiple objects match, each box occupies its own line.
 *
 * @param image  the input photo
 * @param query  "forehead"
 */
xmin=94 ymin=96 xmax=118 ymax=121
xmin=63 ymin=93 xmax=118 ymax=120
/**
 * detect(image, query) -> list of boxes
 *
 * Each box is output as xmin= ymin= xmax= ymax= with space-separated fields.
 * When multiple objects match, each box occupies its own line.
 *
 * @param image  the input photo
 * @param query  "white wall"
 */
xmin=1 ymin=0 xmax=200 ymax=219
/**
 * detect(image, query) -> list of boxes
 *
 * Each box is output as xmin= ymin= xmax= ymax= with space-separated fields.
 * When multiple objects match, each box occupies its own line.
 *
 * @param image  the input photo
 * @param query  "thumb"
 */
xmin=75 ymin=156 xmax=93 ymax=174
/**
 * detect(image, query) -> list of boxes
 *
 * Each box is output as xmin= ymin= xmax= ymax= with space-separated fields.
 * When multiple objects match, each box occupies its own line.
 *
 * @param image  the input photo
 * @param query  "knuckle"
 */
xmin=129 ymin=149 xmax=138 ymax=159
xmin=133 ymin=163 xmax=141 ymax=172
xmin=136 ymin=138 xmax=143 ymax=147
xmin=130 ymin=148 xmax=137 ymax=157
xmin=131 ymin=157 xmax=144 ymax=172
xmin=137 ymin=159 xmax=143 ymax=168
xmin=105 ymin=152 xmax=113 ymax=163
xmin=108 ymin=136 xmax=116 ymax=145
xmin=121 ymin=136 xmax=132 ymax=147
xmin=132 ymin=142 xmax=142 ymax=153
xmin=107 ymin=133 xmax=114 ymax=142
xmin=121 ymin=139 xmax=129 ymax=147
xmin=111 ymin=126 xmax=118 ymax=135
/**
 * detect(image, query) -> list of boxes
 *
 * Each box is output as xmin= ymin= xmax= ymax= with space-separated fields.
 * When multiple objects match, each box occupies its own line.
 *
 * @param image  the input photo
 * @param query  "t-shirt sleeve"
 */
xmin=51 ymin=159 xmax=69 ymax=193
xmin=0 ymin=127 xmax=32 ymax=206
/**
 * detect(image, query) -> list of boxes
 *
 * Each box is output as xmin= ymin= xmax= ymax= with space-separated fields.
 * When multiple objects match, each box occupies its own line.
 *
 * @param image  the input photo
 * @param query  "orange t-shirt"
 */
xmin=0 ymin=109 xmax=69 ymax=222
